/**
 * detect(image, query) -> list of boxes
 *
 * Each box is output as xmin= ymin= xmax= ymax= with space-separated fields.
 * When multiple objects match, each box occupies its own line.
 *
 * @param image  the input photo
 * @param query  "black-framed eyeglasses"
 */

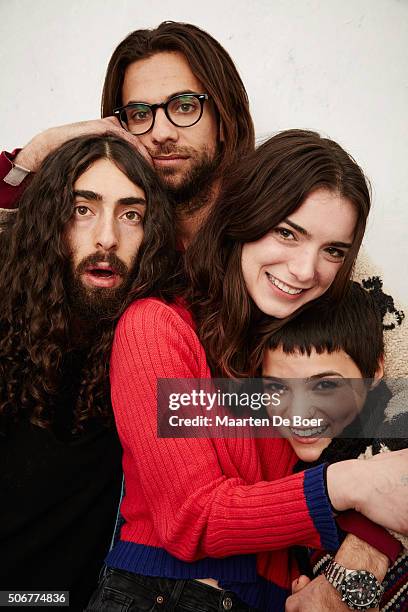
xmin=113 ymin=93 xmax=210 ymax=136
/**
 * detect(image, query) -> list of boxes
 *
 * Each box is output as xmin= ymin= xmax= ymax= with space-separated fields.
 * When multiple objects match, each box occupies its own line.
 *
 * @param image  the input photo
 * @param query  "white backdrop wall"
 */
xmin=1 ymin=0 xmax=407 ymax=302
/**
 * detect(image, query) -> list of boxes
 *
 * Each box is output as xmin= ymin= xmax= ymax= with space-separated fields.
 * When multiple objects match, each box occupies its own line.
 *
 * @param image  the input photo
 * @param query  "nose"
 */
xmin=287 ymin=247 xmax=318 ymax=284
xmin=289 ymin=390 xmax=316 ymax=421
xmin=150 ymin=108 xmax=178 ymax=145
xmin=94 ymin=215 xmax=118 ymax=252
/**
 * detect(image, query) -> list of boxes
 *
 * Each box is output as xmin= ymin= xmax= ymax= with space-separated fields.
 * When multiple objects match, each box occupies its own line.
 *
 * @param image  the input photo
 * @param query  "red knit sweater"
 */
xmin=109 ymin=298 xmax=338 ymax=598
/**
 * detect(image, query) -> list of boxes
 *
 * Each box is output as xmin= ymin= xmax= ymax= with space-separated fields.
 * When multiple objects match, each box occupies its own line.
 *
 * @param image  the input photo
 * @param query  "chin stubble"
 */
xmin=152 ymin=145 xmax=222 ymax=214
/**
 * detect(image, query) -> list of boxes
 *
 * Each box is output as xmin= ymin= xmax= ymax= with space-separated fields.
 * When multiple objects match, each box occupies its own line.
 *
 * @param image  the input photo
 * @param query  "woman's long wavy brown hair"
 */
xmin=185 ymin=129 xmax=371 ymax=378
xmin=0 ymin=134 xmax=177 ymax=433
xmin=101 ymin=21 xmax=255 ymax=174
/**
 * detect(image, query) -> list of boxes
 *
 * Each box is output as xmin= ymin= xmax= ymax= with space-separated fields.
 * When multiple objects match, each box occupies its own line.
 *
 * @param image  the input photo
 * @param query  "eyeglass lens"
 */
xmin=120 ymin=95 xmax=203 ymax=134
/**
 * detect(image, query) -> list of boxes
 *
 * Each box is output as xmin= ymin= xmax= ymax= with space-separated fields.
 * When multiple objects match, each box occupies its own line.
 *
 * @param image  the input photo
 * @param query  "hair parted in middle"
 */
xmin=101 ymin=21 xmax=255 ymax=174
xmin=185 ymin=129 xmax=371 ymax=378
xmin=0 ymin=133 xmax=177 ymax=433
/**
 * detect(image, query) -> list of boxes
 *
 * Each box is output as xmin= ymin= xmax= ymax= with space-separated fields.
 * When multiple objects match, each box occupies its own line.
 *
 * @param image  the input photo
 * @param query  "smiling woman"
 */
xmin=186 ymin=129 xmax=370 ymax=377
xmin=241 ymin=187 xmax=357 ymax=318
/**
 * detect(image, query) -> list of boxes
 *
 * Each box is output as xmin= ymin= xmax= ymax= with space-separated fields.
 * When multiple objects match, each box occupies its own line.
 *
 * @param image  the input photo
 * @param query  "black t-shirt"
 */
xmin=0 ymin=363 xmax=123 ymax=611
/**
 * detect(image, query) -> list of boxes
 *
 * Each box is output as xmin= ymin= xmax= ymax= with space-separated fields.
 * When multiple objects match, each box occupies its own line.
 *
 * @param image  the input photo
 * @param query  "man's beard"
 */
xmin=148 ymin=144 xmax=221 ymax=214
xmin=66 ymin=252 xmax=133 ymax=320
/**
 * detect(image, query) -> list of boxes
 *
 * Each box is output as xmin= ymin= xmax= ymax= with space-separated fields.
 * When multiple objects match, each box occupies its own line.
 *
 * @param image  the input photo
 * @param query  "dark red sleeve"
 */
xmin=0 ymin=150 xmax=29 ymax=209
xmin=337 ymin=510 xmax=402 ymax=563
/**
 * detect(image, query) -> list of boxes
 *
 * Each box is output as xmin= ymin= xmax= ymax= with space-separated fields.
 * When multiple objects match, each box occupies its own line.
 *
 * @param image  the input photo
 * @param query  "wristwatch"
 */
xmin=323 ymin=557 xmax=384 ymax=610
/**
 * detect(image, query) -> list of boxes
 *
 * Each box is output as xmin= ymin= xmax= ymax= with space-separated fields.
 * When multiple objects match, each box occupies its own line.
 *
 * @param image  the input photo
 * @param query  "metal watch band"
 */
xmin=324 ymin=558 xmax=347 ymax=588
xmin=323 ymin=557 xmax=383 ymax=610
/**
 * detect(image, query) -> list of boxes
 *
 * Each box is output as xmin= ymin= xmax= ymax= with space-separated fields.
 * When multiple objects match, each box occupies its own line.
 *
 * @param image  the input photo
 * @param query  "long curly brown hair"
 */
xmin=0 ymin=134 xmax=177 ymax=433
xmin=185 ymin=130 xmax=371 ymax=378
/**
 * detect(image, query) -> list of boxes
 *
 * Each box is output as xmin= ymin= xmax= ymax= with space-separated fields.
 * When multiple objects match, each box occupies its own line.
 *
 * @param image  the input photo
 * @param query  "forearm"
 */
xmin=285 ymin=536 xmax=389 ymax=611
xmin=334 ymin=534 xmax=389 ymax=581
xmin=13 ymin=129 xmax=54 ymax=171
xmin=325 ymin=451 xmax=408 ymax=534
xmin=14 ymin=118 xmax=150 ymax=173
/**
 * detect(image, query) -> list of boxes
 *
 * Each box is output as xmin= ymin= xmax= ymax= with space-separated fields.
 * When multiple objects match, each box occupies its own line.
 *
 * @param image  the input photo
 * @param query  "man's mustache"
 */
xmin=75 ymin=252 xmax=129 ymax=277
xmin=146 ymin=144 xmax=194 ymax=157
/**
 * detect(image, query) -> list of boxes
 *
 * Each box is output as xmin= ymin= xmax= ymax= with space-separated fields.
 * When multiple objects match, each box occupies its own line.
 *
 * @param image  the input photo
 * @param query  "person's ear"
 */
xmin=370 ymin=355 xmax=384 ymax=389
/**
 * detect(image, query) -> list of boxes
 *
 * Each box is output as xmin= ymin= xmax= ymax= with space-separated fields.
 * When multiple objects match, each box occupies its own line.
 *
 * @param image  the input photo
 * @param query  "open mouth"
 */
xmin=266 ymin=273 xmax=308 ymax=296
xmin=82 ymin=263 xmax=121 ymax=288
xmin=86 ymin=266 xmax=116 ymax=278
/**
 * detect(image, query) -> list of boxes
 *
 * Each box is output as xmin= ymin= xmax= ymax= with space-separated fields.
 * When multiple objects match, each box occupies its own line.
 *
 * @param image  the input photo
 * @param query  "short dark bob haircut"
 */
xmin=266 ymin=281 xmax=383 ymax=379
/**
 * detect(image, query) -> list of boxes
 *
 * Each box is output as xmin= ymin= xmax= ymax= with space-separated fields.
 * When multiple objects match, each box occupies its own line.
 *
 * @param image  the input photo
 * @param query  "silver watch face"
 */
xmin=341 ymin=571 xmax=382 ymax=609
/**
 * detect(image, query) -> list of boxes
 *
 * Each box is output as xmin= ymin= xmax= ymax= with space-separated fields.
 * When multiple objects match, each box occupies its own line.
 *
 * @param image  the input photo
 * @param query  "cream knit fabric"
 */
xmin=353 ymin=250 xmax=407 ymax=422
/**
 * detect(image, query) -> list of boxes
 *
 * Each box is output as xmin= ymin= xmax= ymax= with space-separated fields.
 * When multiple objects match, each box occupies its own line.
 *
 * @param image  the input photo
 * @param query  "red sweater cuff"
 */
xmin=337 ymin=510 xmax=402 ymax=564
xmin=0 ymin=149 xmax=26 ymax=209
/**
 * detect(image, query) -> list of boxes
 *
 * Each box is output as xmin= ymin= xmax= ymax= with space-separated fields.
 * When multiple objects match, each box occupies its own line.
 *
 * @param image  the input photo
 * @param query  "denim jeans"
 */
xmin=85 ymin=567 xmax=257 ymax=612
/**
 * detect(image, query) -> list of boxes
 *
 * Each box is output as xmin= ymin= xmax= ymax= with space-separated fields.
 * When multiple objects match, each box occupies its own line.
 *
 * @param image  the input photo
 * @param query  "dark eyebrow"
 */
xmin=74 ymin=192 xmax=146 ymax=207
xmin=263 ymin=372 xmax=344 ymax=382
xmin=74 ymin=190 xmax=102 ymax=201
xmin=117 ymin=197 xmax=146 ymax=207
xmin=168 ymin=90 xmax=200 ymax=99
xmin=283 ymin=219 xmax=310 ymax=236
xmin=283 ymin=218 xmax=352 ymax=248
xmin=327 ymin=241 xmax=353 ymax=248
xmin=126 ymin=90 xmax=200 ymax=105
xmin=308 ymin=371 xmax=344 ymax=380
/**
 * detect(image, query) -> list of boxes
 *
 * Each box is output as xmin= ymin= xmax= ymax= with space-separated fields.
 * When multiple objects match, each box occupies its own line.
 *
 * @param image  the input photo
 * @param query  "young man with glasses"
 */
xmin=1 ymin=20 xmax=406 ymax=612
xmin=0 ymin=22 xmax=254 ymax=247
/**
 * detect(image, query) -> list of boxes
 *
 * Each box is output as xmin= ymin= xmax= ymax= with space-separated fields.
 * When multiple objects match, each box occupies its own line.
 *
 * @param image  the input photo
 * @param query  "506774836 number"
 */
xmin=0 ymin=591 xmax=69 ymax=607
